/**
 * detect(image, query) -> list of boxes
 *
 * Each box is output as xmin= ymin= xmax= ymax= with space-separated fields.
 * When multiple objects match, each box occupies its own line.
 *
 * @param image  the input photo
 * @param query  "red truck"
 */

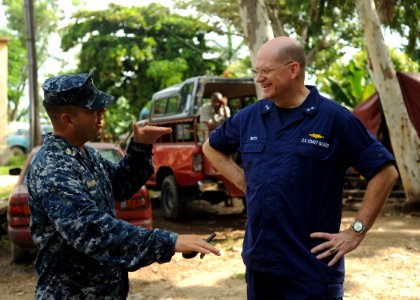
xmin=142 ymin=76 xmax=257 ymax=220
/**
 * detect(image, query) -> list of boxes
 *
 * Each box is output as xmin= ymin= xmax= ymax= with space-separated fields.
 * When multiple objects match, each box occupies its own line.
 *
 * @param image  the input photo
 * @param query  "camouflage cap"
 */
xmin=42 ymin=72 xmax=115 ymax=109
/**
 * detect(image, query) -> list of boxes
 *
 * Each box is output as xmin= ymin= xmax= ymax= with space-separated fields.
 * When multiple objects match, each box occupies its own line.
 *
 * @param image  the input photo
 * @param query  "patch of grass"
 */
xmin=232 ymin=272 xmax=245 ymax=280
xmin=9 ymin=155 xmax=27 ymax=166
xmin=222 ymin=237 xmax=237 ymax=251
xmin=0 ymin=184 xmax=15 ymax=200
xmin=0 ymin=155 xmax=26 ymax=175
xmin=0 ymin=167 xmax=13 ymax=176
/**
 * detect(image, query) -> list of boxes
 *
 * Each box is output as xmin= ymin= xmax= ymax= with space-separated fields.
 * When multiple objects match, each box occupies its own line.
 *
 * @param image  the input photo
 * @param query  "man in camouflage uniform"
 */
xmin=27 ymin=72 xmax=220 ymax=299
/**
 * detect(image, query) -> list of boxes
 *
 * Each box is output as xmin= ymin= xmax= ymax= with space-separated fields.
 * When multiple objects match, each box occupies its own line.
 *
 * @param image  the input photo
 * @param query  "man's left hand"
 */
xmin=132 ymin=123 xmax=172 ymax=145
xmin=310 ymin=229 xmax=365 ymax=267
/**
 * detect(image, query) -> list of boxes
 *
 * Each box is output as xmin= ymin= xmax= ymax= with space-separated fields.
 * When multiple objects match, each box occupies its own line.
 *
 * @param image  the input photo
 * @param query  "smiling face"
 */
xmin=255 ymin=45 xmax=294 ymax=102
xmin=254 ymin=37 xmax=307 ymax=106
xmin=254 ymin=59 xmax=294 ymax=101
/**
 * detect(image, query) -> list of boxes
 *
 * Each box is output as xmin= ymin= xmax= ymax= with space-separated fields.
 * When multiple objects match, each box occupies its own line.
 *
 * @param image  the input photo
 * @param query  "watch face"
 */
xmin=353 ymin=221 xmax=363 ymax=232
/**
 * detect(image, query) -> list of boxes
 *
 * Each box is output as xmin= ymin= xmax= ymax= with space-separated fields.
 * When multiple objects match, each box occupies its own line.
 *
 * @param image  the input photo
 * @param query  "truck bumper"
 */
xmin=197 ymin=180 xmax=225 ymax=192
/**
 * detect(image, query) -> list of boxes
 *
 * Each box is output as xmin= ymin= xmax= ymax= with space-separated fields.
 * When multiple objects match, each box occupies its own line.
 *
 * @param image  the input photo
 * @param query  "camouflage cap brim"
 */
xmin=42 ymin=71 xmax=115 ymax=109
xmin=85 ymin=90 xmax=115 ymax=109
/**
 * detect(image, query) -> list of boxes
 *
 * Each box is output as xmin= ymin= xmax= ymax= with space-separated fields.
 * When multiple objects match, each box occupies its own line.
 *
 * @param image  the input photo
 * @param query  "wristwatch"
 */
xmin=351 ymin=220 xmax=368 ymax=234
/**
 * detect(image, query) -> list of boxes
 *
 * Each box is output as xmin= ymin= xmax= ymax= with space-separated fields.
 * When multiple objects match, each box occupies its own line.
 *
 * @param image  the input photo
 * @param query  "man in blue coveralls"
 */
xmin=203 ymin=36 xmax=398 ymax=299
xmin=27 ymin=72 xmax=220 ymax=299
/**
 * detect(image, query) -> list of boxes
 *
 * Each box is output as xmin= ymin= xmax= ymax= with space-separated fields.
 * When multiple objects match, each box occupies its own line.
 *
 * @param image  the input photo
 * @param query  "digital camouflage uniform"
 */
xmin=27 ymin=72 xmax=178 ymax=299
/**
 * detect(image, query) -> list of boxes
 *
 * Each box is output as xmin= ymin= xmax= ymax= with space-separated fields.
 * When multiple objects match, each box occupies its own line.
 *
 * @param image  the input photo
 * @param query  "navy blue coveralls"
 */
xmin=209 ymin=86 xmax=395 ymax=298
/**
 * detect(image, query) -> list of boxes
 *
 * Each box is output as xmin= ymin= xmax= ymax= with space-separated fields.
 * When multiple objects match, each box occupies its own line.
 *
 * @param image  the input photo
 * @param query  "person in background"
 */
xmin=27 ymin=72 xmax=220 ymax=299
xmin=198 ymin=91 xmax=230 ymax=142
xmin=203 ymin=36 xmax=398 ymax=299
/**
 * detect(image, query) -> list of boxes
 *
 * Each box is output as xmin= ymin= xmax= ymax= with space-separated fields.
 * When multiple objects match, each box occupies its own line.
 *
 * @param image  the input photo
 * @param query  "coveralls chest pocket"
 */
xmin=291 ymin=132 xmax=333 ymax=186
xmin=239 ymin=142 xmax=266 ymax=187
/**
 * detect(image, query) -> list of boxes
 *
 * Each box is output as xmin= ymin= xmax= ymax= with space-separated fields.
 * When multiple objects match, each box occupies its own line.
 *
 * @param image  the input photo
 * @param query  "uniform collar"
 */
xmin=42 ymin=133 xmax=84 ymax=157
xmin=259 ymin=85 xmax=320 ymax=116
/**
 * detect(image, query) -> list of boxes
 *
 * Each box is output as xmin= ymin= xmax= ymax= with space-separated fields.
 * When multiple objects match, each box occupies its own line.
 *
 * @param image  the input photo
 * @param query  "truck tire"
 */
xmin=11 ymin=146 xmax=25 ymax=156
xmin=161 ymin=175 xmax=185 ymax=221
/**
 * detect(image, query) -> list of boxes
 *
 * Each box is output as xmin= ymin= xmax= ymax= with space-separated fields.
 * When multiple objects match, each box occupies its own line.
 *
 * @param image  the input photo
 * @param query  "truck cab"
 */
xmin=143 ymin=76 xmax=257 ymax=220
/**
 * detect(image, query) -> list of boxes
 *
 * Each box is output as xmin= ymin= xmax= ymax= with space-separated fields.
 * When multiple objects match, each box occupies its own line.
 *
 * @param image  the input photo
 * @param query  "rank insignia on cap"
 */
xmin=65 ymin=148 xmax=72 ymax=155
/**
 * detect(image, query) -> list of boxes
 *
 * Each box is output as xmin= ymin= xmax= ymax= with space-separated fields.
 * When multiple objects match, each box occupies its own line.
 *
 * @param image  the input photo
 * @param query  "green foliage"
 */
xmin=61 ymin=3 xmax=226 ymax=141
xmin=317 ymin=58 xmax=375 ymax=108
xmin=0 ymin=29 xmax=26 ymax=120
xmin=275 ymin=0 xmax=376 ymax=76
xmin=101 ymin=97 xmax=134 ymax=142
xmin=8 ymin=154 xmax=27 ymax=167
xmin=316 ymin=48 xmax=419 ymax=108
xmin=175 ymin=0 xmax=419 ymax=73
xmin=1 ymin=0 xmax=60 ymax=122
xmin=375 ymin=0 xmax=420 ymax=63
xmin=146 ymin=58 xmax=188 ymax=88
xmin=175 ymin=0 xmax=242 ymax=33
xmin=174 ymin=1 xmax=253 ymax=76
xmin=223 ymin=56 xmax=253 ymax=78
xmin=175 ymin=0 xmax=364 ymax=74
xmin=389 ymin=48 xmax=420 ymax=73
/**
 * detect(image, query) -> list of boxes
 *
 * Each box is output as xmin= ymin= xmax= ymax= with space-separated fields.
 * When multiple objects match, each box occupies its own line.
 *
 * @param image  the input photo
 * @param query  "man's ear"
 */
xmin=289 ymin=62 xmax=301 ymax=79
xmin=60 ymin=112 xmax=73 ymax=127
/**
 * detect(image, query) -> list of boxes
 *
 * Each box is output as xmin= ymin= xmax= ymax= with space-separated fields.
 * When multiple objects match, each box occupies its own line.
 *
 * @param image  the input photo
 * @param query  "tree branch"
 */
xmin=265 ymin=0 xmax=285 ymax=37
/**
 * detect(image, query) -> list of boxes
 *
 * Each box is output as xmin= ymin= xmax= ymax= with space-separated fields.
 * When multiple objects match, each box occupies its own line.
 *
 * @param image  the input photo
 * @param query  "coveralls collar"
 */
xmin=43 ymin=133 xmax=86 ymax=158
xmin=259 ymin=85 xmax=320 ymax=116
xmin=259 ymin=86 xmax=320 ymax=133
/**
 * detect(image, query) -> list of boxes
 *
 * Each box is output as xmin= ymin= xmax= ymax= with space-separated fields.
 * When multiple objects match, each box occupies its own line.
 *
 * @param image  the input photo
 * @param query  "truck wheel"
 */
xmin=11 ymin=146 xmax=25 ymax=156
xmin=161 ymin=175 xmax=185 ymax=221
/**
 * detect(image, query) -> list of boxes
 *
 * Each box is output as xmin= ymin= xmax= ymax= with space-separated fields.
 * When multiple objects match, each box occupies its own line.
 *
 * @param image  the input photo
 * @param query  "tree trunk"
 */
xmin=265 ymin=0 xmax=285 ymax=37
xmin=237 ymin=0 xmax=274 ymax=63
xmin=0 ymin=38 xmax=9 ymax=150
xmin=355 ymin=0 xmax=420 ymax=203
xmin=24 ymin=0 xmax=42 ymax=149
xmin=237 ymin=0 xmax=274 ymax=99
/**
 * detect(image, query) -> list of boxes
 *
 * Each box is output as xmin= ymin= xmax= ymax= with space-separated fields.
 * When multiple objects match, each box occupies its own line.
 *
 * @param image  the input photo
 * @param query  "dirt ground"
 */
xmin=1 ymin=198 xmax=419 ymax=300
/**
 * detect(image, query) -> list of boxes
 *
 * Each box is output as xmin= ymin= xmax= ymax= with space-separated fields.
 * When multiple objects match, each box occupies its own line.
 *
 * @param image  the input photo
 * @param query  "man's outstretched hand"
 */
xmin=132 ymin=123 xmax=172 ymax=145
xmin=175 ymin=234 xmax=221 ymax=259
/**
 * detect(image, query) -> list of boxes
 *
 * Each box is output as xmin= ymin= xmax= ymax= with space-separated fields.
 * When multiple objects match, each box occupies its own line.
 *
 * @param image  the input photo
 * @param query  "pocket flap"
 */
xmin=295 ymin=146 xmax=330 ymax=160
xmin=240 ymin=143 xmax=265 ymax=153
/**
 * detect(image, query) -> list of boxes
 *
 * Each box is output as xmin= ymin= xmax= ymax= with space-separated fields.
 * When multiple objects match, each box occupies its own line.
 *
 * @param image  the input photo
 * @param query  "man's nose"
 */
xmin=255 ymin=73 xmax=265 ymax=83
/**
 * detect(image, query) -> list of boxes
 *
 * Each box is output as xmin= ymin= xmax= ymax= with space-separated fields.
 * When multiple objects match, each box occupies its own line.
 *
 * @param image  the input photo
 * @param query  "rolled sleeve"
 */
xmin=342 ymin=115 xmax=395 ymax=180
xmin=349 ymin=142 xmax=395 ymax=180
